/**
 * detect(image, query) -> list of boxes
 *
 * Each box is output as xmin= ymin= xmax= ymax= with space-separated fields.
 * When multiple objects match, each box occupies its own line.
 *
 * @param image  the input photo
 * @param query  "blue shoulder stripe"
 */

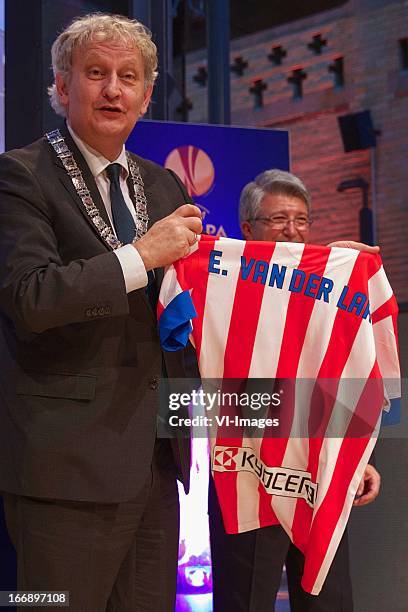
xmin=381 ymin=397 xmax=401 ymax=426
xmin=159 ymin=290 xmax=197 ymax=352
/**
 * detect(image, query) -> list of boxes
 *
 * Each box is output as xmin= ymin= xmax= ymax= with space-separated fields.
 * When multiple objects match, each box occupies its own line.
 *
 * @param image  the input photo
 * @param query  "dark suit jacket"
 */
xmin=0 ymin=126 xmax=191 ymax=502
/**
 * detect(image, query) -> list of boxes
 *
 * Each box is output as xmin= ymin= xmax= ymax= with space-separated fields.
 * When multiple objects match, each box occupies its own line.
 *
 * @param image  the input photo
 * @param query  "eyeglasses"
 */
xmin=249 ymin=215 xmax=313 ymax=230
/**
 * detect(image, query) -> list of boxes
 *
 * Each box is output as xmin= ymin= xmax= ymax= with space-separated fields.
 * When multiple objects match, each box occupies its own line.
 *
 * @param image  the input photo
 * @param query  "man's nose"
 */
xmin=103 ymin=73 xmax=121 ymax=98
xmin=283 ymin=220 xmax=298 ymax=238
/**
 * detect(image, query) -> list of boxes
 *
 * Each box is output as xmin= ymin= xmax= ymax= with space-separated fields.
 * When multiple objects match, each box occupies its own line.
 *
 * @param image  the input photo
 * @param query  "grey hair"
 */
xmin=239 ymin=169 xmax=312 ymax=223
xmin=48 ymin=12 xmax=158 ymax=117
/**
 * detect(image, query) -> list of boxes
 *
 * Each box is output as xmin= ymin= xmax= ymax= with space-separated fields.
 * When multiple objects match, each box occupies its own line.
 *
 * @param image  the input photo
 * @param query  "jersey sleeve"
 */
xmin=157 ymin=248 xmax=198 ymax=352
xmin=369 ymin=264 xmax=401 ymax=425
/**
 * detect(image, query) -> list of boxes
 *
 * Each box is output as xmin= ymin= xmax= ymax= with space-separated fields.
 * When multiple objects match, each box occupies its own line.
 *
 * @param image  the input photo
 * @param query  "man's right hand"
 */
xmin=353 ymin=463 xmax=381 ymax=507
xmin=133 ymin=204 xmax=203 ymax=271
xmin=327 ymin=240 xmax=380 ymax=254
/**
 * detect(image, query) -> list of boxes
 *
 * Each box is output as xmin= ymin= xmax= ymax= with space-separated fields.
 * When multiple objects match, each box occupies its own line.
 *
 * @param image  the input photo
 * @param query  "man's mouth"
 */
xmin=97 ymin=106 xmax=123 ymax=114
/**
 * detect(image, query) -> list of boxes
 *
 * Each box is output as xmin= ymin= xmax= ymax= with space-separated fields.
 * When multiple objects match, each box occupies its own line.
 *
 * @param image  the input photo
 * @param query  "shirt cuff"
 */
xmin=114 ymin=244 xmax=148 ymax=293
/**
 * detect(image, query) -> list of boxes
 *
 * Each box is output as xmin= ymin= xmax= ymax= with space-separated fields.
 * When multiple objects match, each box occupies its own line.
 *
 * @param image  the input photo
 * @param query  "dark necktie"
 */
xmin=106 ymin=163 xmax=156 ymax=306
xmin=106 ymin=163 xmax=135 ymax=245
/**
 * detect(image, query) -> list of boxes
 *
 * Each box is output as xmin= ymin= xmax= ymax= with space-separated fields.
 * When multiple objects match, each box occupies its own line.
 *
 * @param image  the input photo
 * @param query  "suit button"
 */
xmin=85 ymin=308 xmax=92 ymax=317
xmin=98 ymin=307 xmax=105 ymax=316
xmin=149 ymin=376 xmax=159 ymax=390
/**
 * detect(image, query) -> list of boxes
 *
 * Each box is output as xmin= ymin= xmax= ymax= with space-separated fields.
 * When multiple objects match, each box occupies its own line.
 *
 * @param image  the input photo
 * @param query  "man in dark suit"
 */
xmin=0 ymin=13 xmax=202 ymax=612
xmin=209 ymin=169 xmax=381 ymax=612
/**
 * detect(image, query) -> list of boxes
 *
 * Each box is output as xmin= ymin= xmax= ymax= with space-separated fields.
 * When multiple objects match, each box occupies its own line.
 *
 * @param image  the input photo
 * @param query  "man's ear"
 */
xmin=140 ymin=83 xmax=154 ymax=116
xmin=241 ymin=221 xmax=253 ymax=240
xmin=56 ymin=73 xmax=69 ymax=108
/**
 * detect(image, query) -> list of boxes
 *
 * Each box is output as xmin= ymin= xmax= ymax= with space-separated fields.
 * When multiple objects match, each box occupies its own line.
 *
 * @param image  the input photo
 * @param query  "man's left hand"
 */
xmin=353 ymin=464 xmax=381 ymax=507
xmin=327 ymin=241 xmax=380 ymax=253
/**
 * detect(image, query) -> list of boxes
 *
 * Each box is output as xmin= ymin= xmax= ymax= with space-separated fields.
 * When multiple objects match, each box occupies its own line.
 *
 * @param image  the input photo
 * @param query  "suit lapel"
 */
xmin=51 ymin=125 xmax=115 ymax=249
xmin=48 ymin=126 xmax=159 ymax=323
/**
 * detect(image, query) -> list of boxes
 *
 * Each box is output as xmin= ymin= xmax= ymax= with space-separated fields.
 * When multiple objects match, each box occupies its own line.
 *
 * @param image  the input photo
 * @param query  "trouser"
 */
xmin=209 ymin=477 xmax=353 ymax=612
xmin=2 ymin=441 xmax=179 ymax=612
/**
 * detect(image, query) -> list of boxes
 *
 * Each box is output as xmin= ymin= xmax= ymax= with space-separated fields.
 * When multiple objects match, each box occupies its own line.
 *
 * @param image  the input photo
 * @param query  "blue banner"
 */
xmin=127 ymin=120 xmax=289 ymax=239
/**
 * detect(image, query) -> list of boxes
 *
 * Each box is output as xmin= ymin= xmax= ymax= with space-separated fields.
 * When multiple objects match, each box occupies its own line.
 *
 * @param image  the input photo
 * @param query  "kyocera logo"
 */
xmin=165 ymin=145 xmax=227 ymax=237
xmin=213 ymin=447 xmax=239 ymax=470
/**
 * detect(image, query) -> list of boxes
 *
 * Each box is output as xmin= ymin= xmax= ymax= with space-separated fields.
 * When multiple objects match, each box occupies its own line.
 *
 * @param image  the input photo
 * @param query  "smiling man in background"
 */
xmin=0 ymin=13 xmax=202 ymax=612
xmin=209 ymin=169 xmax=381 ymax=612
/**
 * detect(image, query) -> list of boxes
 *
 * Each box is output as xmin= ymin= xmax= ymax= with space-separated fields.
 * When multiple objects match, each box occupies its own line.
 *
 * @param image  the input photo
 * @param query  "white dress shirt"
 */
xmin=67 ymin=124 xmax=148 ymax=292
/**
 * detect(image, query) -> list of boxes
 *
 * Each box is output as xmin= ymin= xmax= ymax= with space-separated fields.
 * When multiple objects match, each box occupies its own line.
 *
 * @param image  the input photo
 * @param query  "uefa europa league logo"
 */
xmin=165 ymin=145 xmax=226 ymax=235
xmin=165 ymin=145 xmax=215 ymax=199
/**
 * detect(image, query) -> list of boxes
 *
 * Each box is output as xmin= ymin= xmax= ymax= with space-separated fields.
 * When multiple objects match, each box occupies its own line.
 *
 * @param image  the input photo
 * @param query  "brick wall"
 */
xmin=185 ymin=0 xmax=408 ymax=304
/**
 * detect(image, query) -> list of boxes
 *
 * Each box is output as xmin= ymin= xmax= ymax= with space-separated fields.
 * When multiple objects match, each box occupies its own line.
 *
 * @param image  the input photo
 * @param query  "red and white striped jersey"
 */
xmin=158 ymin=235 xmax=400 ymax=595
